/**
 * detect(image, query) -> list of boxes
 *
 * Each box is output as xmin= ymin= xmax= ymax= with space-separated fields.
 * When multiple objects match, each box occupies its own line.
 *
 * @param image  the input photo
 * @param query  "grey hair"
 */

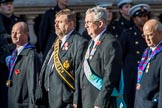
xmin=86 ymin=6 xmax=108 ymax=23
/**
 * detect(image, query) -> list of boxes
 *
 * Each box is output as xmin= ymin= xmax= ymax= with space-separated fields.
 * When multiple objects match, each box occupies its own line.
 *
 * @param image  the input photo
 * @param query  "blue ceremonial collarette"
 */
xmin=7 ymin=43 xmax=34 ymax=82
xmin=137 ymin=45 xmax=162 ymax=85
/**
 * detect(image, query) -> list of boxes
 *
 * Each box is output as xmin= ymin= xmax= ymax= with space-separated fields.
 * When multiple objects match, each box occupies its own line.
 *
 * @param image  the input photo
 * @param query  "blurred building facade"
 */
xmin=12 ymin=0 xmax=162 ymax=44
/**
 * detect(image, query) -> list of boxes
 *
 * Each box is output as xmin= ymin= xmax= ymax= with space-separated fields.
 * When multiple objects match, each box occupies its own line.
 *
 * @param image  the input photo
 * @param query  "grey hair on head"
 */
xmin=86 ymin=6 xmax=108 ymax=23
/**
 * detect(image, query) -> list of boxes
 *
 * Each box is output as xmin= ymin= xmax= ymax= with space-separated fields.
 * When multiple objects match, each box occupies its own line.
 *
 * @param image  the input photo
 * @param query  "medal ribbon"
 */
xmin=137 ymin=45 xmax=162 ymax=84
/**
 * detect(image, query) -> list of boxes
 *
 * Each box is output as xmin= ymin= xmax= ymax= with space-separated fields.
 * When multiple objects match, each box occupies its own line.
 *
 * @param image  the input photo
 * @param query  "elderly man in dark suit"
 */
xmin=38 ymin=9 xmax=87 ymax=108
xmin=73 ymin=6 xmax=122 ymax=108
xmin=134 ymin=19 xmax=162 ymax=108
xmin=5 ymin=22 xmax=41 ymax=108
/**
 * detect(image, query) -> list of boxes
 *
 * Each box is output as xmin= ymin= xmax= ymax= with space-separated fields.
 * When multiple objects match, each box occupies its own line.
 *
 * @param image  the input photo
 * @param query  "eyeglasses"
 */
xmin=84 ymin=20 xmax=99 ymax=25
xmin=142 ymin=32 xmax=156 ymax=38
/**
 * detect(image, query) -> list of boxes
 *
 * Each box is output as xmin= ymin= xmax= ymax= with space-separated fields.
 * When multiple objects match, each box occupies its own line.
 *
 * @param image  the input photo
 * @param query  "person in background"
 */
xmin=0 ymin=0 xmax=25 ymax=107
xmin=73 ymin=6 xmax=122 ymax=108
xmin=37 ymin=9 xmax=87 ymax=108
xmin=109 ymin=0 xmax=133 ymax=38
xmin=0 ymin=0 xmax=25 ymax=52
xmin=134 ymin=19 xmax=162 ymax=108
xmin=6 ymin=22 xmax=41 ymax=108
xmin=120 ymin=3 xmax=151 ymax=108
xmin=0 ymin=27 xmax=10 ymax=108
xmin=38 ymin=0 xmax=69 ymax=59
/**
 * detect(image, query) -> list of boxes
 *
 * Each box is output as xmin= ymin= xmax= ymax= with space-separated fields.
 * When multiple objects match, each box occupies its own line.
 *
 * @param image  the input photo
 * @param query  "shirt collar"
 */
xmin=93 ymin=28 xmax=106 ymax=43
xmin=16 ymin=43 xmax=28 ymax=55
xmin=60 ymin=30 xmax=74 ymax=47
xmin=150 ymin=41 xmax=162 ymax=51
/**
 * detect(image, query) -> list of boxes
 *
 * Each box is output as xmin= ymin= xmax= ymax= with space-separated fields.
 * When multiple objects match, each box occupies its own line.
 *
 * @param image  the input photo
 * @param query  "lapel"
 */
xmin=59 ymin=31 xmax=75 ymax=58
xmin=41 ymin=47 xmax=54 ymax=73
xmin=89 ymin=31 xmax=107 ymax=60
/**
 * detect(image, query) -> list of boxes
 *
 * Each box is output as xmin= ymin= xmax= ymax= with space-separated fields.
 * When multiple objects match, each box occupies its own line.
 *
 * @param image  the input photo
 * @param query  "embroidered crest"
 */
xmin=63 ymin=60 xmax=70 ymax=70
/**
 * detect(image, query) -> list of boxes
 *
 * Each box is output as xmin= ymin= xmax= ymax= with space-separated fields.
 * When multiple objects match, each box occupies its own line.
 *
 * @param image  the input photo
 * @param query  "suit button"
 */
xmin=135 ymin=41 xmax=139 ymax=45
xmin=134 ymin=32 xmax=137 ymax=35
xmin=82 ymin=85 xmax=86 ymax=89
xmin=137 ymin=61 xmax=140 ymax=64
xmin=136 ymin=51 xmax=140 ymax=54
xmin=115 ymin=35 xmax=118 ymax=38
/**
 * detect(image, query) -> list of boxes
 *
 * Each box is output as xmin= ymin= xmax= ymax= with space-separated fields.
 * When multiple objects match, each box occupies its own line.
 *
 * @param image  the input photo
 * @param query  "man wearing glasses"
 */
xmin=134 ymin=19 xmax=162 ymax=108
xmin=73 ymin=6 xmax=122 ymax=108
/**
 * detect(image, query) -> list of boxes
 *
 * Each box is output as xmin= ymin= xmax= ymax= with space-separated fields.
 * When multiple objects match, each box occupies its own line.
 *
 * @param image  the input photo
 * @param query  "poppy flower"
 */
xmin=96 ymin=41 xmax=101 ymax=46
xmin=14 ymin=69 xmax=20 ymax=75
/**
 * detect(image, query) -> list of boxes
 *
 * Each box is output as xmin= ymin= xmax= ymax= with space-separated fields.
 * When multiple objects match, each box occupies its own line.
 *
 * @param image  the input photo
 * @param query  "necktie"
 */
xmin=89 ymin=40 xmax=94 ymax=52
xmin=148 ymin=49 xmax=152 ymax=58
xmin=9 ymin=49 xmax=17 ymax=73
xmin=59 ymin=40 xmax=62 ymax=48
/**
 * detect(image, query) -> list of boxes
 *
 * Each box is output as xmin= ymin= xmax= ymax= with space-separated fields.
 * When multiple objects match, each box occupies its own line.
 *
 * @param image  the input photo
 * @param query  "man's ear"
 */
xmin=98 ymin=21 xmax=104 ymax=28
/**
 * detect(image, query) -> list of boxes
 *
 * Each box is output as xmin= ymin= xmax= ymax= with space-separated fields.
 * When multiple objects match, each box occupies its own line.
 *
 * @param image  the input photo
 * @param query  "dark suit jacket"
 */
xmin=8 ymin=46 xmax=41 ymax=108
xmin=119 ymin=26 xmax=147 ymax=108
xmin=134 ymin=48 xmax=162 ymax=108
xmin=39 ymin=30 xmax=87 ymax=108
xmin=74 ymin=31 xmax=122 ymax=108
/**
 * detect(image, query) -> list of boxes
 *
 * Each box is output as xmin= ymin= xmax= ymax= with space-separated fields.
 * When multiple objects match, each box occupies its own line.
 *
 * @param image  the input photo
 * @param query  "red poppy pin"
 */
xmin=96 ymin=41 xmax=101 ymax=46
xmin=14 ymin=69 xmax=20 ymax=75
xmin=63 ymin=42 xmax=69 ymax=50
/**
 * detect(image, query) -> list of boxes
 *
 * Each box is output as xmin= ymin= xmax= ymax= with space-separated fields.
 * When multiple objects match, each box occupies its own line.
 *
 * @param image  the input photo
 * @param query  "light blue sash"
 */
xmin=83 ymin=59 xmax=103 ymax=90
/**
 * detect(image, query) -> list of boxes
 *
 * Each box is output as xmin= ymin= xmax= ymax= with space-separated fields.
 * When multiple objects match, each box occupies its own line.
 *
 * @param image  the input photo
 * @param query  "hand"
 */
xmin=94 ymin=106 xmax=100 ymax=108
xmin=73 ymin=104 xmax=77 ymax=108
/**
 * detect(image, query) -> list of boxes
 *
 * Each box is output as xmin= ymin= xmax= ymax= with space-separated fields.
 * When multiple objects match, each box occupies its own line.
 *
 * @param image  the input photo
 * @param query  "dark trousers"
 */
xmin=106 ymin=96 xmax=117 ymax=108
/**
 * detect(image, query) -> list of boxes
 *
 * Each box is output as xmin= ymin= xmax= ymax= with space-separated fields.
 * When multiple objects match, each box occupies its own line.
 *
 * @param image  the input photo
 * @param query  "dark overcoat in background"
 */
xmin=119 ymin=26 xmax=147 ymax=108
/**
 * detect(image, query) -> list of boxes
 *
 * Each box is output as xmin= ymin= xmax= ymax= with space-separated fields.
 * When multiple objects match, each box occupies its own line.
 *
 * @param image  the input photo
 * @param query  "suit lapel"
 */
xmin=89 ymin=31 xmax=107 ymax=60
xmin=59 ymin=31 xmax=75 ymax=58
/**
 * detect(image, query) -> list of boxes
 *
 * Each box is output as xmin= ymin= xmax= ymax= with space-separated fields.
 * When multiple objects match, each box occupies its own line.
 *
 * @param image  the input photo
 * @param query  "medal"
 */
xmin=63 ymin=60 xmax=70 ymax=70
xmin=145 ymin=63 xmax=150 ymax=73
xmin=6 ymin=80 xmax=12 ymax=87
xmin=136 ymin=84 xmax=141 ymax=90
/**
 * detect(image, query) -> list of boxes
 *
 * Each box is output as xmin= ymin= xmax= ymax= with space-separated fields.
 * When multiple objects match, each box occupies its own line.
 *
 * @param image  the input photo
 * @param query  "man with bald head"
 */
xmin=134 ymin=19 xmax=162 ymax=108
xmin=6 ymin=22 xmax=41 ymax=108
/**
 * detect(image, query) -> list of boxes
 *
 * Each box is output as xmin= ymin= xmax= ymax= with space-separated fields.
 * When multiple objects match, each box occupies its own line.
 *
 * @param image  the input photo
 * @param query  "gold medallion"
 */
xmin=89 ymin=55 xmax=93 ymax=60
xmin=63 ymin=60 xmax=70 ymax=70
xmin=6 ymin=80 xmax=12 ymax=87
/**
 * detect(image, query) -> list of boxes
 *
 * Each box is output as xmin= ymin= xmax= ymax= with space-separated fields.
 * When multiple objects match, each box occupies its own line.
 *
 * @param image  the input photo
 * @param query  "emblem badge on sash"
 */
xmin=63 ymin=60 xmax=70 ymax=70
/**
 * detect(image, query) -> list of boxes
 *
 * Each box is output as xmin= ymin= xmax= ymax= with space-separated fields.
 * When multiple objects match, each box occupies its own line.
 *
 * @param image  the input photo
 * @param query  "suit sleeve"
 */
xmin=73 ymin=38 xmax=88 ymax=105
xmin=158 ymin=63 xmax=162 ymax=108
xmin=94 ymin=40 xmax=122 ymax=108
xmin=26 ymin=49 xmax=41 ymax=107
